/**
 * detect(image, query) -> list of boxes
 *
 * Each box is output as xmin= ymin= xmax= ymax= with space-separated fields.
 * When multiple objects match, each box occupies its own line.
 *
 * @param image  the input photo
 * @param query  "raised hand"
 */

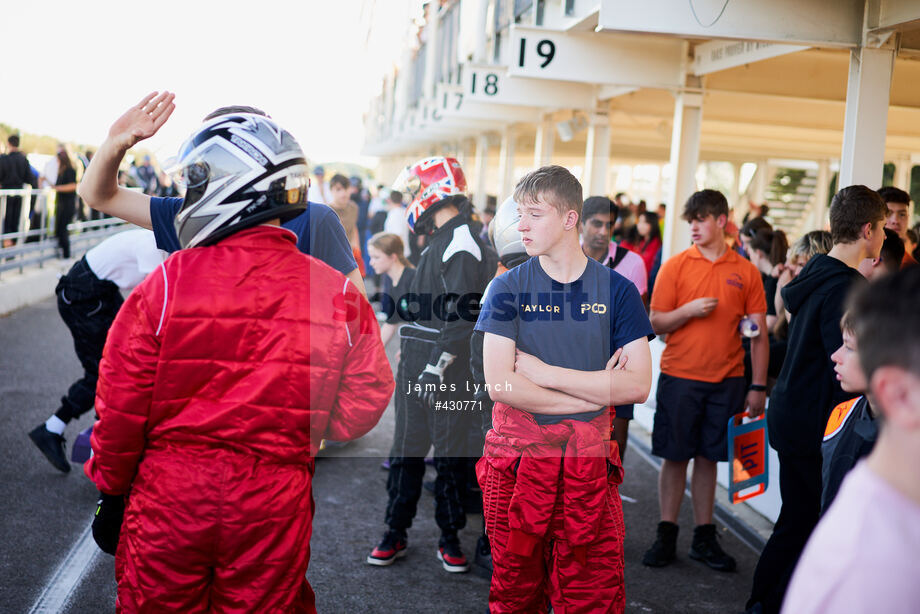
xmin=108 ymin=91 xmax=176 ymax=150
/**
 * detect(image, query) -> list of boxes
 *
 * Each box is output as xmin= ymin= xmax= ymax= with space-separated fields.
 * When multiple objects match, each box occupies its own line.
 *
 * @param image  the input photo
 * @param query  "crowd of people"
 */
xmin=0 ymin=137 xmax=143 ymax=258
xmin=18 ymin=91 xmax=920 ymax=614
xmin=0 ymin=136 xmax=83 ymax=255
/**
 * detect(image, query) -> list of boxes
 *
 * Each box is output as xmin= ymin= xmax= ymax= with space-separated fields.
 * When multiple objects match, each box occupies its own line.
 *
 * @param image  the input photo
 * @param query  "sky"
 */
xmin=0 ymin=0 xmax=418 ymax=168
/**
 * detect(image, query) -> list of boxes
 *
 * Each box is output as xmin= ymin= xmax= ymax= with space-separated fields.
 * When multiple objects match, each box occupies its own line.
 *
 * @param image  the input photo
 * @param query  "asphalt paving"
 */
xmin=2 ymin=296 xmax=762 ymax=613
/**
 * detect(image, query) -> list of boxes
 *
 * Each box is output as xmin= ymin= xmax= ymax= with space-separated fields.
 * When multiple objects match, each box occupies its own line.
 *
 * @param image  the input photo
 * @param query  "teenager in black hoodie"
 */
xmin=746 ymin=185 xmax=887 ymax=614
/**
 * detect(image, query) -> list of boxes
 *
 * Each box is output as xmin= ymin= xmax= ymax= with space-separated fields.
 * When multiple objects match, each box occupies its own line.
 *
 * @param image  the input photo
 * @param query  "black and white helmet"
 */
xmin=169 ymin=113 xmax=308 ymax=248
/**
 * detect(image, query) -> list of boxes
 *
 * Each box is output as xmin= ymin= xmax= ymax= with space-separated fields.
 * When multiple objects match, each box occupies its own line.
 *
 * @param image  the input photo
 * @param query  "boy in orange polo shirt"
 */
xmin=643 ymin=189 xmax=768 ymax=572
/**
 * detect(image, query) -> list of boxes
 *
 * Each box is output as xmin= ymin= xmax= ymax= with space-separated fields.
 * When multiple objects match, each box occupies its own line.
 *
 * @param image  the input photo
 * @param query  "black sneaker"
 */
xmin=437 ymin=534 xmax=470 ymax=573
xmin=472 ymin=533 xmax=493 ymax=579
xmin=29 ymin=425 xmax=71 ymax=473
xmin=689 ymin=524 xmax=737 ymax=572
xmin=641 ymin=521 xmax=678 ymax=567
xmin=366 ymin=529 xmax=408 ymax=566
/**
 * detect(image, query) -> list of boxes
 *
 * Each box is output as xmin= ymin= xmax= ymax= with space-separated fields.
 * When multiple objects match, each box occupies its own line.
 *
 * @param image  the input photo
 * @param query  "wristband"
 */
xmin=749 ymin=384 xmax=767 ymax=392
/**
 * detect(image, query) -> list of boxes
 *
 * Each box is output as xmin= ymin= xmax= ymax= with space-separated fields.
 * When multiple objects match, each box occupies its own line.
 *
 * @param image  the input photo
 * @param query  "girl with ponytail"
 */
xmin=368 ymin=232 xmax=415 ymax=346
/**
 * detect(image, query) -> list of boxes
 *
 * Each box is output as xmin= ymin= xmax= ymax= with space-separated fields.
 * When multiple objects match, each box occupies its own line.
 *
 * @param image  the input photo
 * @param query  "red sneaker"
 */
xmin=437 ymin=534 xmax=470 ymax=573
xmin=366 ymin=530 xmax=408 ymax=566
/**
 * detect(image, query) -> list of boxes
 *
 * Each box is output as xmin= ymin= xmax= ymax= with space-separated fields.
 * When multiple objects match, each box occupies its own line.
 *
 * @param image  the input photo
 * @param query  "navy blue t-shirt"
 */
xmin=475 ymin=256 xmax=653 ymax=424
xmin=149 ymin=197 xmax=357 ymax=275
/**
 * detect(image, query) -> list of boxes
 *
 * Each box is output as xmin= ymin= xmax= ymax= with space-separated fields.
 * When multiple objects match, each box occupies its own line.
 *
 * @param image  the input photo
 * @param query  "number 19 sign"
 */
xmin=508 ymin=26 xmax=685 ymax=90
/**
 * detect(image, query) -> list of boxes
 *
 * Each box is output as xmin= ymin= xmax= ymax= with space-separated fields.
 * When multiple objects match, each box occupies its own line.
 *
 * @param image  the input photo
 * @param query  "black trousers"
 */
xmin=385 ymin=332 xmax=475 ymax=534
xmin=55 ymin=198 xmax=75 ymax=258
xmin=54 ymin=257 xmax=123 ymax=423
xmin=747 ymin=452 xmax=822 ymax=614
xmin=3 ymin=195 xmax=23 ymax=235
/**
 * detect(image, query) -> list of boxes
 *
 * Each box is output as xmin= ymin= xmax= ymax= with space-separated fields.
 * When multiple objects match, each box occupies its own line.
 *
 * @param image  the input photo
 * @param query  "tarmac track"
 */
xmin=2 ymin=297 xmax=758 ymax=613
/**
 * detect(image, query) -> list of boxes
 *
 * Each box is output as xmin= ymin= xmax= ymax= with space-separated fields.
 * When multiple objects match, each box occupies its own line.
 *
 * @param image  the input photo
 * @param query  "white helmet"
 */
xmin=490 ymin=196 xmax=526 ymax=267
xmin=169 ymin=113 xmax=308 ymax=248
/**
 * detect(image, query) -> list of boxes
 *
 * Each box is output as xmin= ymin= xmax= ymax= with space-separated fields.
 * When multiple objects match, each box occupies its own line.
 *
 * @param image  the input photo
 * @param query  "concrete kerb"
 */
xmin=0 ymin=260 xmax=75 ymax=317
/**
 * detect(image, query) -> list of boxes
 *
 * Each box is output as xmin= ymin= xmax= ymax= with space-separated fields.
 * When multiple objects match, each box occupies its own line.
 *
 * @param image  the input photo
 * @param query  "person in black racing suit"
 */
xmin=367 ymin=157 xmax=495 ymax=573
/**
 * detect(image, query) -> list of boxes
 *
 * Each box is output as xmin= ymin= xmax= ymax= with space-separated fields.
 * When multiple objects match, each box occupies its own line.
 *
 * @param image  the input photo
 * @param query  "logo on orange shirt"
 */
xmin=726 ymin=273 xmax=744 ymax=290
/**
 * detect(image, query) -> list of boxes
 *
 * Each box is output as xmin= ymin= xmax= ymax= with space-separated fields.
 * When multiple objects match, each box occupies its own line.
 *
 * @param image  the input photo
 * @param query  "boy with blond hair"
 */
xmin=476 ymin=165 xmax=653 ymax=612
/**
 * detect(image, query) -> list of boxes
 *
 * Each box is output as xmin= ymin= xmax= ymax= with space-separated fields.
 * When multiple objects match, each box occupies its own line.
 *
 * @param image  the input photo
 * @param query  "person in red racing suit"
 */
xmin=84 ymin=103 xmax=393 ymax=613
xmin=474 ymin=167 xmax=653 ymax=612
xmin=478 ymin=402 xmax=626 ymax=612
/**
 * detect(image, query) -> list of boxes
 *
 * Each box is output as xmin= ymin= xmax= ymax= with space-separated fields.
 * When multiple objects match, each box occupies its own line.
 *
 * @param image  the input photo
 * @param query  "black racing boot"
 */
xmin=642 ymin=521 xmax=679 ymax=567
xmin=689 ymin=523 xmax=737 ymax=572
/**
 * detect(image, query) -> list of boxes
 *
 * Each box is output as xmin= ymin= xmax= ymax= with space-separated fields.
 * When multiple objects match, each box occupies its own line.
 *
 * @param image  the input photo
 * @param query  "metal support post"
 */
xmin=838 ymin=42 xmax=896 ymax=189
xmin=662 ymin=74 xmax=703 ymax=260
xmin=729 ymin=162 xmax=741 ymax=212
xmin=474 ymin=133 xmax=491 ymax=211
xmin=583 ymin=112 xmax=611 ymax=197
xmin=423 ymin=6 xmax=441 ymax=101
xmin=498 ymin=126 xmax=517 ymax=199
xmin=751 ymin=159 xmax=769 ymax=206
xmin=813 ymin=159 xmax=832 ymax=231
xmin=533 ymin=114 xmax=555 ymax=168
xmin=894 ymin=155 xmax=911 ymax=189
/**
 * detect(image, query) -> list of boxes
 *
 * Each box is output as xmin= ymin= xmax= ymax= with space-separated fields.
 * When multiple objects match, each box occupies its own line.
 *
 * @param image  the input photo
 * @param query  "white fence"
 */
xmin=0 ymin=188 xmax=128 ymax=277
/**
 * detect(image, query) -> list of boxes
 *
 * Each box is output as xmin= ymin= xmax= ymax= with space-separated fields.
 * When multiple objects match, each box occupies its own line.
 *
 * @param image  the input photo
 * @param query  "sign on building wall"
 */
xmin=597 ymin=0 xmax=862 ymax=48
xmin=461 ymin=63 xmax=596 ymax=108
xmin=692 ymin=39 xmax=808 ymax=76
xmin=434 ymin=82 xmax=542 ymax=123
xmin=507 ymin=26 xmax=684 ymax=89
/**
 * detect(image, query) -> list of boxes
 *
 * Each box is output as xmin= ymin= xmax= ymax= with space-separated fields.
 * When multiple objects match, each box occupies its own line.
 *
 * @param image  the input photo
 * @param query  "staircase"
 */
xmin=755 ymin=163 xmax=822 ymax=241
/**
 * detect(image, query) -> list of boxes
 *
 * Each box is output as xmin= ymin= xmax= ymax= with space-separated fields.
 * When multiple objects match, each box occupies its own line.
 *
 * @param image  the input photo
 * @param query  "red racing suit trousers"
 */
xmin=114 ymin=448 xmax=317 ymax=614
xmin=477 ymin=403 xmax=625 ymax=614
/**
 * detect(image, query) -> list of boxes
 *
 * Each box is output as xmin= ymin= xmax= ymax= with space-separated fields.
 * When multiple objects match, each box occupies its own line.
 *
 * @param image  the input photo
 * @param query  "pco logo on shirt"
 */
xmin=580 ymin=303 xmax=607 ymax=314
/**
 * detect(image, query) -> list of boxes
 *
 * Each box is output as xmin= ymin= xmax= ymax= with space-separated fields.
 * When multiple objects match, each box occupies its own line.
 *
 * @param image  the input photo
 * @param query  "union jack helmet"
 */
xmin=393 ymin=156 xmax=467 ymax=234
xmin=167 ymin=113 xmax=308 ymax=248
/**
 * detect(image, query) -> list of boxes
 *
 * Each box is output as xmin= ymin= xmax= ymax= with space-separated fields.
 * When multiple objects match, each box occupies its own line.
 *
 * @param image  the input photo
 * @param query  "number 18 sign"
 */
xmin=461 ymin=63 xmax=596 ymax=109
xmin=727 ymin=411 xmax=769 ymax=503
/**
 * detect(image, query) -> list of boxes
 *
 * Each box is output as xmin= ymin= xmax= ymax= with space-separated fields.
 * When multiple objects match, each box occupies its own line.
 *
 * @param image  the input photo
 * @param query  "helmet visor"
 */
xmin=392 ymin=166 xmax=422 ymax=203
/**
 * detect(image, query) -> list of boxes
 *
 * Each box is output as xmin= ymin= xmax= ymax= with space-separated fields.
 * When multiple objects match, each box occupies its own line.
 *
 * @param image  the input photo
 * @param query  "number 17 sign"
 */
xmin=507 ymin=25 xmax=684 ymax=90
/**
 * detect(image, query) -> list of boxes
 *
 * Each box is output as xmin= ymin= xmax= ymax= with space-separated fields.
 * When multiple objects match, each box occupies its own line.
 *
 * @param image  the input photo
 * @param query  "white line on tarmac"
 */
xmin=28 ymin=523 xmax=98 ymax=614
